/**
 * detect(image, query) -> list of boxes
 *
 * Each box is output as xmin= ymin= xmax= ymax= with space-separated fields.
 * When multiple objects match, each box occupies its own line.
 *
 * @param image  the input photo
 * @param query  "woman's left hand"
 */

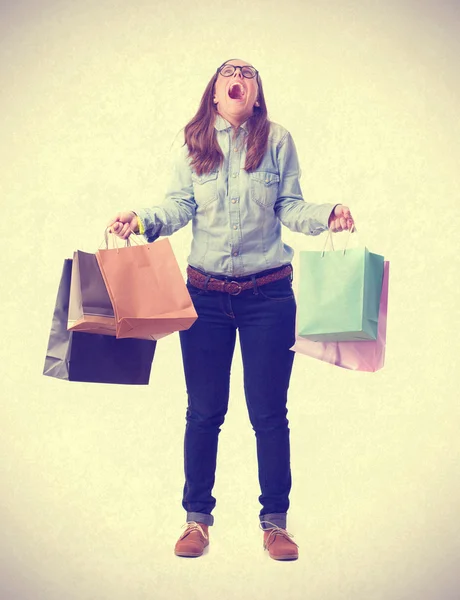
xmin=328 ymin=204 xmax=355 ymax=232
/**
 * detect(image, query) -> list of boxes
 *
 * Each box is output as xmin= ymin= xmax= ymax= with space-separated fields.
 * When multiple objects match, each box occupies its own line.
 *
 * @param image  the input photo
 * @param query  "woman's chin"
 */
xmin=227 ymin=102 xmax=251 ymax=116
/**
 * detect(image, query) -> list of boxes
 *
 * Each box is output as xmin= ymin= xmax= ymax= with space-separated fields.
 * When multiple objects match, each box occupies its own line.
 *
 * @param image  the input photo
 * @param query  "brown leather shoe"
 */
xmin=261 ymin=522 xmax=299 ymax=561
xmin=174 ymin=521 xmax=209 ymax=558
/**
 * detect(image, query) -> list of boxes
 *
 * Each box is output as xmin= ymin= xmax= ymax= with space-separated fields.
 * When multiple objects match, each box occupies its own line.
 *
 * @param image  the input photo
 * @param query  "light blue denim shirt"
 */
xmin=136 ymin=115 xmax=335 ymax=277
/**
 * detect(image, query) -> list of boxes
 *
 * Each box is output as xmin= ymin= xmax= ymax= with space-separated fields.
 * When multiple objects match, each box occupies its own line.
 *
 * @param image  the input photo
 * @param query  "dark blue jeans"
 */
xmin=179 ymin=267 xmax=296 ymax=531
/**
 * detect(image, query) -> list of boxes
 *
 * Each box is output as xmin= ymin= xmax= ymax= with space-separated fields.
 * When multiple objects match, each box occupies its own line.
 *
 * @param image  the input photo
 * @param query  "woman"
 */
xmin=108 ymin=58 xmax=354 ymax=561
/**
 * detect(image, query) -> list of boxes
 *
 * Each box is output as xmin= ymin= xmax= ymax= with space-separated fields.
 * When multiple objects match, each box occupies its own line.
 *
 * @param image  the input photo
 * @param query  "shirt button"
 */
xmin=233 ymin=252 xmax=238 ymax=256
xmin=232 ymin=173 xmax=237 ymax=178
xmin=233 ymin=225 xmax=238 ymax=230
xmin=233 ymin=148 xmax=238 ymax=152
xmin=231 ymin=199 xmax=238 ymax=204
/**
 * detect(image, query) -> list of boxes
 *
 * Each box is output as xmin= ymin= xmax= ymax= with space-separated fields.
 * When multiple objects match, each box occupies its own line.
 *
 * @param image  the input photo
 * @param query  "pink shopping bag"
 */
xmin=291 ymin=262 xmax=389 ymax=372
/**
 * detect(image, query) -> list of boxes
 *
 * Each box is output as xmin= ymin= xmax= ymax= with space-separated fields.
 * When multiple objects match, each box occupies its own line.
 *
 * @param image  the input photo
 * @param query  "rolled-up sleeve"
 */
xmin=274 ymin=132 xmax=335 ymax=236
xmin=135 ymin=144 xmax=197 ymax=243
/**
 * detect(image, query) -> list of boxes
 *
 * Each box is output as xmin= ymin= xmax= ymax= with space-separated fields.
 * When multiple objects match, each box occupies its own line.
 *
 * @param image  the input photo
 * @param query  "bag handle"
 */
xmin=100 ymin=228 xmax=144 ymax=252
xmin=321 ymin=224 xmax=357 ymax=257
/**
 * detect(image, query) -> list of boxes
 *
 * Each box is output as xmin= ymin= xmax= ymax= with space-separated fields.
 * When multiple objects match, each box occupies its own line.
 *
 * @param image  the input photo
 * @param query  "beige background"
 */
xmin=1 ymin=0 xmax=459 ymax=598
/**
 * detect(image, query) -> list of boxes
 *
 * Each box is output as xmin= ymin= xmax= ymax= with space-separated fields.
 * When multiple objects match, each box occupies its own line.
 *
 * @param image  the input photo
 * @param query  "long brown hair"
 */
xmin=184 ymin=62 xmax=270 ymax=175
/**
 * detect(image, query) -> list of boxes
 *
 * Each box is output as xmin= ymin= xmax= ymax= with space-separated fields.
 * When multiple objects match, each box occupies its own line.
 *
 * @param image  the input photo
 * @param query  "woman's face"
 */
xmin=213 ymin=59 xmax=259 ymax=127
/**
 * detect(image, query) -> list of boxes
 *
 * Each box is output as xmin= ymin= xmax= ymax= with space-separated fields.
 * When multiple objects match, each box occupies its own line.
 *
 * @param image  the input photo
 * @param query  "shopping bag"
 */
xmin=43 ymin=259 xmax=156 ymax=384
xmin=67 ymin=250 xmax=116 ymax=335
xmin=297 ymin=236 xmax=384 ymax=341
xmin=291 ymin=261 xmax=389 ymax=372
xmin=96 ymin=237 xmax=198 ymax=340
xmin=68 ymin=239 xmax=171 ymax=340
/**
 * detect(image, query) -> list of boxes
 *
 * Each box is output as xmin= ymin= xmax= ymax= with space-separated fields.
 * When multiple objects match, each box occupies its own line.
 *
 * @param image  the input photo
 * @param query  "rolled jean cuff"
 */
xmin=186 ymin=512 xmax=214 ymax=527
xmin=259 ymin=513 xmax=287 ymax=530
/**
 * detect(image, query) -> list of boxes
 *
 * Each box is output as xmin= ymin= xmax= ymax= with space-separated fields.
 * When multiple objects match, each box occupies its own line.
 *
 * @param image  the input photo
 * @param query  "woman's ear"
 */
xmin=213 ymin=96 xmax=218 ymax=104
xmin=254 ymin=100 xmax=260 ymax=107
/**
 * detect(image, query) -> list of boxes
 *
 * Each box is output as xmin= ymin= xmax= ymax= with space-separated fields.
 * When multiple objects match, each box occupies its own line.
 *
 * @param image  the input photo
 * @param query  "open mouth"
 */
xmin=228 ymin=82 xmax=245 ymax=100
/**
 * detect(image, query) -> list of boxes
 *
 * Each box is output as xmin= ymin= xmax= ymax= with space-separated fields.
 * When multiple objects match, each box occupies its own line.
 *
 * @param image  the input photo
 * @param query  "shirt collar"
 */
xmin=214 ymin=114 xmax=249 ymax=133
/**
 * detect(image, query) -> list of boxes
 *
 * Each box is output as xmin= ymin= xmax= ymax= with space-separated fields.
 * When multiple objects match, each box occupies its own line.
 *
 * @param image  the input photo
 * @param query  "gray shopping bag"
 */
xmin=43 ymin=259 xmax=156 ymax=384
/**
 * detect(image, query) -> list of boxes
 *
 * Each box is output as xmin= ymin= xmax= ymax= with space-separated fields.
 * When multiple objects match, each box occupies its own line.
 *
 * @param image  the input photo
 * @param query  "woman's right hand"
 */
xmin=107 ymin=211 xmax=139 ymax=239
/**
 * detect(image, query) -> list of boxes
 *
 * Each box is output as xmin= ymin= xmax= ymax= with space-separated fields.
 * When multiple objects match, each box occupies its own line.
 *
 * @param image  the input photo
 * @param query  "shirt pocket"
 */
xmin=250 ymin=171 xmax=280 ymax=208
xmin=191 ymin=170 xmax=219 ymax=207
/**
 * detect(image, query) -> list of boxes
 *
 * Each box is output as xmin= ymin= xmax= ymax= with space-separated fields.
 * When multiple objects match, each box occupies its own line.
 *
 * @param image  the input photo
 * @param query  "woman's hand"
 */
xmin=328 ymin=205 xmax=355 ymax=232
xmin=107 ymin=211 xmax=139 ymax=239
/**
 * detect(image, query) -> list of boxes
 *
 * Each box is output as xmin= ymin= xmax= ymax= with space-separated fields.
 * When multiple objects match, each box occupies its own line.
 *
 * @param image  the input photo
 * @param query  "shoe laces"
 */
xmin=178 ymin=521 xmax=208 ymax=541
xmin=259 ymin=520 xmax=299 ymax=550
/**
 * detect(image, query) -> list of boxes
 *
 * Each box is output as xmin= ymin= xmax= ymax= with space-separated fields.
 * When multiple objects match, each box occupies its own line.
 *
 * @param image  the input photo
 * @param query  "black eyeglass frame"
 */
xmin=216 ymin=63 xmax=259 ymax=79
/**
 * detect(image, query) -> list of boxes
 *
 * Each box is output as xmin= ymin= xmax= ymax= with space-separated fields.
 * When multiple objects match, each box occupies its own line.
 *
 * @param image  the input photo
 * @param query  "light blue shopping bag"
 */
xmin=298 ymin=233 xmax=384 ymax=342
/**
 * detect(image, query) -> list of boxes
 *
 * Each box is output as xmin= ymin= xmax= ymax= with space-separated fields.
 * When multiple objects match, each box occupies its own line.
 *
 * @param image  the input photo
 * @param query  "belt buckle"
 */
xmin=224 ymin=280 xmax=242 ymax=295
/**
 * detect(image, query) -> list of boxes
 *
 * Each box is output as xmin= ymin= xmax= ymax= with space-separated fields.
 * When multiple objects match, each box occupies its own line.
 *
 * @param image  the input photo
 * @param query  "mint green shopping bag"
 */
xmin=298 ymin=237 xmax=384 ymax=342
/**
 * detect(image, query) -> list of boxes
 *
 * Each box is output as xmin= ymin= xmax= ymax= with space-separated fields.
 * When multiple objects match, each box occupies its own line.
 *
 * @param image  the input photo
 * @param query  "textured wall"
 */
xmin=1 ymin=1 xmax=459 ymax=599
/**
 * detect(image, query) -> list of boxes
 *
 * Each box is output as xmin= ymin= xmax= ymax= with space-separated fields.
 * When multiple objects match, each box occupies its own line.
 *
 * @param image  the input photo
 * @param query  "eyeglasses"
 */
xmin=217 ymin=64 xmax=258 ymax=79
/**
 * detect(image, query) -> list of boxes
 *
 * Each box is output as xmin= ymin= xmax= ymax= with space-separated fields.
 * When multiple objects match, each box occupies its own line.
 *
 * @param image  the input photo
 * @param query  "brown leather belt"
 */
xmin=187 ymin=265 xmax=293 ymax=296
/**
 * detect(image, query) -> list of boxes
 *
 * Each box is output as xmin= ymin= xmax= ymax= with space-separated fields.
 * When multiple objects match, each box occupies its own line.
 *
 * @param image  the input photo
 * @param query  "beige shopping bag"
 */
xmin=67 ymin=250 xmax=116 ymax=335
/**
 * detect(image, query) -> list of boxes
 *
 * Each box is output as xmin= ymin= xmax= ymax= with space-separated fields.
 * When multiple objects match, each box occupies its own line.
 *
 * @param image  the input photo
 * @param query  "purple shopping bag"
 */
xmin=291 ymin=262 xmax=389 ymax=372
